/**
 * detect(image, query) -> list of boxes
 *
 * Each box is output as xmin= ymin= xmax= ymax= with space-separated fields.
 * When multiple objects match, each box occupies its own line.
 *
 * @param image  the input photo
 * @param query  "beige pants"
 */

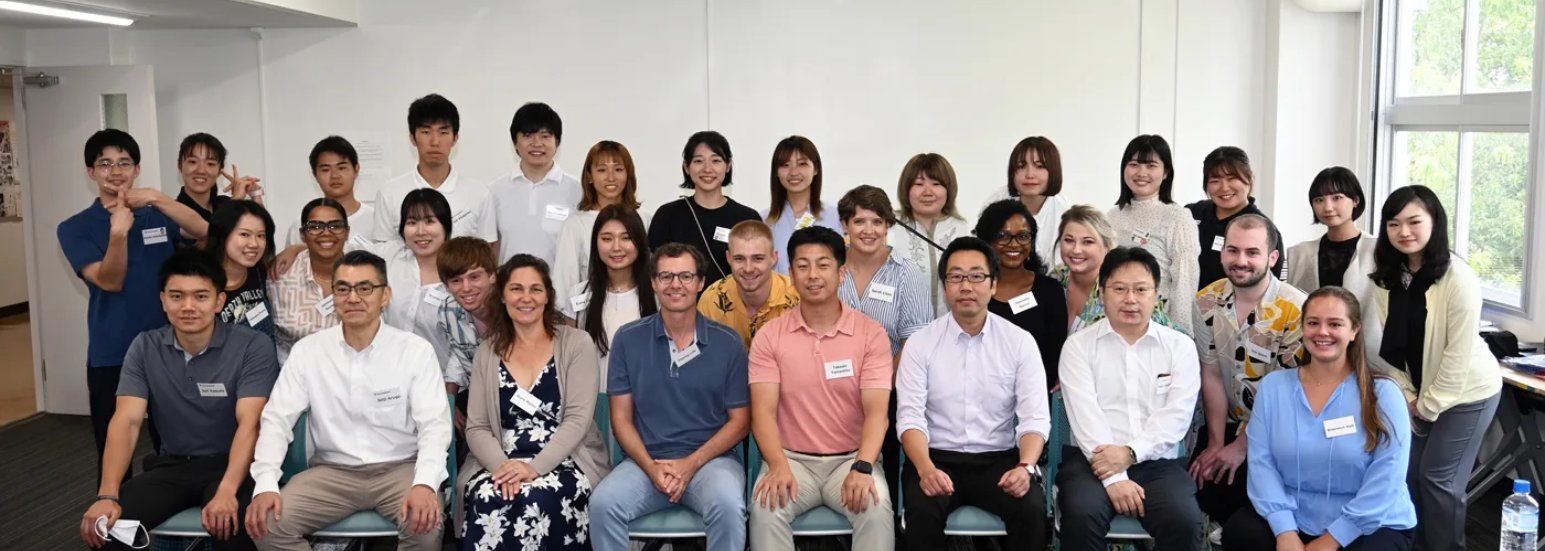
xmin=748 ymin=451 xmax=895 ymax=551
xmin=252 ymin=460 xmax=441 ymax=551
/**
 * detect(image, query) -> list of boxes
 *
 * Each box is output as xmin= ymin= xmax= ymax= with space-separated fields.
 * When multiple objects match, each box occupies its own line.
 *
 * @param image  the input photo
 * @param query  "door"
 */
xmin=21 ymin=65 xmax=159 ymax=415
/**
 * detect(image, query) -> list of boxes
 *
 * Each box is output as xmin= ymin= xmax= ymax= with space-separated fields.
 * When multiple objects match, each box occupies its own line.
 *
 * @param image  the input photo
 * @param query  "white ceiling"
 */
xmin=0 ymin=0 xmax=355 ymax=29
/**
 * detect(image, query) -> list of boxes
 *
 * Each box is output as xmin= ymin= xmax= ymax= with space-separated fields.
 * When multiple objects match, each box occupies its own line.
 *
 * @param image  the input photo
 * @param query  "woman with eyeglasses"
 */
xmin=1052 ymin=204 xmax=1181 ymax=334
xmin=203 ymin=199 xmax=277 ymax=339
xmin=269 ymin=198 xmax=349 ymax=363
xmin=976 ymin=199 xmax=1068 ymax=390
xmin=559 ymin=205 xmax=658 ymax=391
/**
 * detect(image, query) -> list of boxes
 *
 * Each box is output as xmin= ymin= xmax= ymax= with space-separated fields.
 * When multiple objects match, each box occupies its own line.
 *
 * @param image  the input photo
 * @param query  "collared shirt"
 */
xmin=370 ymin=166 xmax=498 ymax=243
xmin=748 ymin=304 xmax=893 ymax=454
xmin=486 ymin=165 xmax=583 ymax=264
xmin=434 ymin=296 xmax=481 ymax=389
xmin=269 ymin=254 xmax=341 ymax=365
xmin=563 ymin=281 xmax=644 ymax=392
xmin=895 ymin=313 xmax=1050 ymax=454
xmin=607 ymin=313 xmax=750 ymax=460
xmin=698 ymin=272 xmax=801 ymax=349
xmin=175 ymin=188 xmax=230 ymax=222
xmin=119 ymin=323 xmax=279 ymax=456
xmin=281 ymin=202 xmax=377 ymax=250
xmin=762 ymin=203 xmax=844 ymax=275
xmin=1051 ymin=264 xmax=1181 ymax=335
xmin=1193 ymin=277 xmax=1308 ymax=429
xmin=58 ymin=199 xmax=183 ymax=367
xmin=1060 ymin=319 xmax=1200 ymax=487
xmin=251 ymin=323 xmax=452 ymax=496
xmin=888 ymin=216 xmax=972 ymax=318
xmin=837 ymin=252 xmax=933 ymax=355
xmin=362 ymin=241 xmax=442 ymax=334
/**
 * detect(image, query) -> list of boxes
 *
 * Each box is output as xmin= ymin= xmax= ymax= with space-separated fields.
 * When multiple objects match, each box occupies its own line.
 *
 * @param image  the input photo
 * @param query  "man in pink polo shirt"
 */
xmin=747 ymin=226 xmax=896 ymax=550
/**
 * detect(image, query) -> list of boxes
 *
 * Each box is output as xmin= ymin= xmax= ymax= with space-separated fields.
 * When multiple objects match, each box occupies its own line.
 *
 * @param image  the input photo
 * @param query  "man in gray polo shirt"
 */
xmin=81 ymin=249 xmax=278 ymax=551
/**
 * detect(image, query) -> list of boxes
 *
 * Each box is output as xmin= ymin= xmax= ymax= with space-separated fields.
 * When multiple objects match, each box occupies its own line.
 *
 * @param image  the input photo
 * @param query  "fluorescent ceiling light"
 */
xmin=0 ymin=1 xmax=135 ymax=26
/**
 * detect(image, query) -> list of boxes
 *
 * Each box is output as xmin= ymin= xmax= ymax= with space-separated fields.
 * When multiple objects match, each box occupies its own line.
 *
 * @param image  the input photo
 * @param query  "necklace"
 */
xmin=1304 ymin=368 xmax=1348 ymax=387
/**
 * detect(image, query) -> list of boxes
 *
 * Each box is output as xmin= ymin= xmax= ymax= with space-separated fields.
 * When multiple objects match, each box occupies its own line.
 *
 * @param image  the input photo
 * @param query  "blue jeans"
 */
xmin=590 ymin=456 xmax=746 ymax=551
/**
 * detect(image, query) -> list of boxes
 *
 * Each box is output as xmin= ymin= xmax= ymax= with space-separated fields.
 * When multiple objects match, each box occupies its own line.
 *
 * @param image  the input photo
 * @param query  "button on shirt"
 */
xmin=1193 ymin=277 xmax=1307 ymax=429
xmin=894 ymin=314 xmax=1051 ymax=454
xmin=250 ymin=324 xmax=452 ymax=496
xmin=435 ymin=297 xmax=480 ymax=389
xmin=748 ymin=305 xmax=893 ymax=454
xmin=370 ymin=167 xmax=498 ymax=243
xmin=487 ymin=165 xmax=583 ymax=264
xmin=58 ymin=200 xmax=183 ymax=367
xmin=1060 ymin=319 xmax=1201 ymax=486
xmin=607 ymin=314 xmax=750 ymax=460
xmin=762 ymin=204 xmax=844 ymax=275
xmin=837 ymin=253 xmax=934 ymax=355
xmin=118 ymin=323 xmax=279 ymax=457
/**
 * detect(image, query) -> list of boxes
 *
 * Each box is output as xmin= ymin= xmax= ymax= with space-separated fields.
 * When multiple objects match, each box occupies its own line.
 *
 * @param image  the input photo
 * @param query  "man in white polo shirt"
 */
xmin=487 ymin=101 xmax=583 ymax=264
xmin=371 ymin=93 xmax=498 ymax=246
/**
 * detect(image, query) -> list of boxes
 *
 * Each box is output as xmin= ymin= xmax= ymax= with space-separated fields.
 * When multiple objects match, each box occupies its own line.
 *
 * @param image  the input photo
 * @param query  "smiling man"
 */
xmin=487 ymin=101 xmax=583 ymax=264
xmin=429 ymin=236 xmax=497 ymax=463
xmin=698 ymin=220 xmax=801 ymax=348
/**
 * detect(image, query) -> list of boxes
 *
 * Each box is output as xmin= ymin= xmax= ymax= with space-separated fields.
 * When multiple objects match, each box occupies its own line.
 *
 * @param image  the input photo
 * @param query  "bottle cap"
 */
xmin=1516 ymin=479 xmax=1532 ymax=494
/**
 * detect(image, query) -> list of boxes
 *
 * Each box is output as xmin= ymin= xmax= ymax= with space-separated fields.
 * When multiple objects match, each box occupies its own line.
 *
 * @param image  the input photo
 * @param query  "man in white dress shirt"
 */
xmin=1058 ymin=246 xmax=1203 ymax=551
xmin=371 ymin=93 xmax=498 ymax=246
xmin=487 ymin=101 xmax=583 ymax=264
xmin=894 ymin=236 xmax=1050 ymax=550
xmin=244 ymin=250 xmax=453 ymax=551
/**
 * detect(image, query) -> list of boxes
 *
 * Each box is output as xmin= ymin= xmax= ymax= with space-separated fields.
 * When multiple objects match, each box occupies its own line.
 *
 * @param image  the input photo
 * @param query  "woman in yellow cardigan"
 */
xmin=1370 ymin=185 xmax=1502 ymax=551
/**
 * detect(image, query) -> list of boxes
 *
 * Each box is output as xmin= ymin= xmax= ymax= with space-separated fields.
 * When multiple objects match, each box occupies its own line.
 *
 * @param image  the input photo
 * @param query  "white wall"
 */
xmin=0 ymin=25 xmax=24 ymax=66
xmin=0 ymin=84 xmax=26 ymax=308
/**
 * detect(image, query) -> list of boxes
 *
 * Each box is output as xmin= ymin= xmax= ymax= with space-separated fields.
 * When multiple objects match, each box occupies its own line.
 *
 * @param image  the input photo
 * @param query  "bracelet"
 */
xmin=95 ymin=495 xmax=119 ymax=504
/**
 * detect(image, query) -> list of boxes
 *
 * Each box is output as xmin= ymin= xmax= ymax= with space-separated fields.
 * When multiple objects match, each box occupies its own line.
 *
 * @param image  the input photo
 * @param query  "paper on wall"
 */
xmin=344 ymin=130 xmax=392 ymax=201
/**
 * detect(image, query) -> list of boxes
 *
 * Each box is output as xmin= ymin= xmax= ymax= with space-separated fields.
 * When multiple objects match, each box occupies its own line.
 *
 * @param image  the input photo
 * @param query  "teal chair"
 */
xmin=1047 ymin=390 xmax=1155 ymax=549
xmin=894 ymin=447 xmax=1010 ymax=538
xmin=744 ymin=433 xmax=856 ymax=537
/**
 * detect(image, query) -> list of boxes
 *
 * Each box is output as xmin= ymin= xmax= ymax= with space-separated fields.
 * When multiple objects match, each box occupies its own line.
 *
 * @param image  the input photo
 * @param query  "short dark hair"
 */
xmin=407 ymin=93 xmax=460 ymax=135
xmin=1116 ymin=135 xmax=1175 ymax=207
xmin=787 ymin=226 xmax=847 ymax=268
xmin=937 ymin=236 xmax=1001 ymax=283
xmin=333 ymin=250 xmax=388 ymax=285
xmin=1099 ymin=246 xmax=1163 ymax=289
xmin=177 ymin=133 xmax=227 ymax=167
xmin=83 ymin=129 xmax=141 ymax=167
xmin=1007 ymin=136 xmax=1064 ymax=197
xmin=301 ymin=198 xmax=348 ymax=226
xmin=509 ymin=102 xmax=563 ymax=145
xmin=679 ymin=131 xmax=734 ymax=190
xmin=159 ymin=248 xmax=226 ymax=292
xmin=837 ymin=184 xmax=897 ymax=225
xmin=1308 ymin=166 xmax=1367 ymax=224
xmin=398 ymin=188 xmax=454 ymax=239
xmin=309 ymin=135 xmax=360 ymax=171
xmin=1371 ymin=185 xmax=1453 ymax=286
xmin=204 ymin=200 xmax=277 ymax=270
xmin=650 ymin=242 xmax=707 ymax=277
xmin=974 ymin=199 xmax=1047 ymax=275
xmin=1201 ymin=146 xmax=1253 ymax=191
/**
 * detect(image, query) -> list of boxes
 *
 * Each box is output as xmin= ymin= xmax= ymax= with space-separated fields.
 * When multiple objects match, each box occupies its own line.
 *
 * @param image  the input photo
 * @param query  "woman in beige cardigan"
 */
xmin=1371 ymin=185 xmax=1501 ymax=551
xmin=455 ymin=254 xmax=612 ymax=549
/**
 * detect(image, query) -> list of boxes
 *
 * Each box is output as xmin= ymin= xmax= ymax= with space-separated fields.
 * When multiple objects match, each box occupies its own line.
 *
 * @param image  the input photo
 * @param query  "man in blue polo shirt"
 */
xmin=591 ymin=242 xmax=751 ymax=551
xmin=58 ymin=129 xmax=210 ymax=481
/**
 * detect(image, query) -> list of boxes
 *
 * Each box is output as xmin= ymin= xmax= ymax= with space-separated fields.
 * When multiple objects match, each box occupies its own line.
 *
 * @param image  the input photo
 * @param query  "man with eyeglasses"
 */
xmin=1058 ymin=246 xmax=1203 ymax=551
xmin=59 ymin=129 xmax=210 ymax=483
xmin=895 ymin=236 xmax=1051 ymax=551
xmin=245 ymin=250 xmax=452 ymax=551
xmin=591 ymin=242 xmax=751 ymax=551
xmin=281 ymin=136 xmax=377 ymax=249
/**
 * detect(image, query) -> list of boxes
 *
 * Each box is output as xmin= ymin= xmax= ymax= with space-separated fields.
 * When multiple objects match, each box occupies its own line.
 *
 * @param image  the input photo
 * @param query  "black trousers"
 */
xmin=455 ymin=388 xmax=470 ymax=467
xmin=902 ymin=448 xmax=1047 ymax=551
xmin=87 ymin=365 xmax=160 ymax=485
xmin=1057 ymin=446 xmax=1202 ymax=551
xmin=1190 ymin=422 xmax=1250 ymax=525
xmin=882 ymin=390 xmax=902 ymax=525
xmin=1221 ymin=505 xmax=1414 ymax=551
xmin=109 ymin=454 xmax=258 ymax=551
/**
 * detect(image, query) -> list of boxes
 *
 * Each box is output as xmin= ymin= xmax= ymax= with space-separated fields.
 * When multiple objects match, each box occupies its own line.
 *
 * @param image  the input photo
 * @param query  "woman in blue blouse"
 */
xmin=1222 ymin=286 xmax=1416 ymax=551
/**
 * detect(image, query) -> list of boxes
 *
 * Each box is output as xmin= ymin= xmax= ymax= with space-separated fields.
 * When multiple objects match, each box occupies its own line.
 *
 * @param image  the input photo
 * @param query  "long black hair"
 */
xmin=583 ymin=205 xmax=657 ymax=355
xmin=1370 ymin=185 xmax=1452 ymax=287
xmin=204 ymin=199 xmax=276 ymax=272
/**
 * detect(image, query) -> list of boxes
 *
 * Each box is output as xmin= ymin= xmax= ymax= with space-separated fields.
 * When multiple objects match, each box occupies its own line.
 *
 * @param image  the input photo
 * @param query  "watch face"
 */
xmin=852 ymin=461 xmax=873 ymax=474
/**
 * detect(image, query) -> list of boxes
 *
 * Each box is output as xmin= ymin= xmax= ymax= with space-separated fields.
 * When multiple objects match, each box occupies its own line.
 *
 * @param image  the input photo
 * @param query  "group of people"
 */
xmin=63 ymin=93 xmax=1503 ymax=551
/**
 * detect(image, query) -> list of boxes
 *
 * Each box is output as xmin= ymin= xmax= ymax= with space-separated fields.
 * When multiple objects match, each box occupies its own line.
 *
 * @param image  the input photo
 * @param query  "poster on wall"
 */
xmin=0 ymin=121 xmax=19 ymax=218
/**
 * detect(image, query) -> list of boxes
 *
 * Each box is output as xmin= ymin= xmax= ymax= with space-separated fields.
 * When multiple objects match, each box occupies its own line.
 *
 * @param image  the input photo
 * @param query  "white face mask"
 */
xmin=94 ymin=516 xmax=149 ymax=549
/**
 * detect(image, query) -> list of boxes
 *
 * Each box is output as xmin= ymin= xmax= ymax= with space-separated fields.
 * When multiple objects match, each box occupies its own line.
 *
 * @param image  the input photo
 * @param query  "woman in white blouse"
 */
xmin=980 ymin=136 xmax=1071 ymax=267
xmin=1105 ymin=135 xmax=1199 ymax=335
xmin=365 ymin=188 xmax=451 ymax=341
xmin=269 ymin=198 xmax=348 ymax=363
xmin=560 ymin=205 xmax=657 ymax=391
xmin=888 ymin=153 xmax=970 ymax=317
xmin=551 ymin=141 xmax=649 ymax=311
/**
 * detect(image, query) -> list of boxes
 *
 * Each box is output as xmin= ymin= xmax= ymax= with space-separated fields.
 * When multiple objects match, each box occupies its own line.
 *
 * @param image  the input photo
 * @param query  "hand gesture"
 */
xmin=223 ymin=164 xmax=264 ymax=200
xmin=655 ymin=457 xmax=703 ymax=503
xmin=122 ymin=188 xmax=161 ymax=210
xmin=919 ymin=467 xmax=954 ymax=497
xmin=997 ymin=466 xmax=1032 ymax=498
xmin=646 ymin=463 xmax=682 ymax=498
xmin=80 ymin=498 xmax=121 ymax=548
xmin=1106 ymin=480 xmax=1146 ymax=517
xmin=753 ymin=463 xmax=799 ymax=510
xmin=202 ymin=491 xmax=241 ymax=540
xmin=399 ymin=484 xmax=441 ymax=536
xmin=244 ymin=491 xmax=283 ymax=540
xmin=492 ymin=460 xmax=538 ymax=500
xmin=841 ymin=469 xmax=880 ymax=513
xmin=108 ymin=196 xmax=134 ymax=239
xmin=1091 ymin=445 xmax=1135 ymax=480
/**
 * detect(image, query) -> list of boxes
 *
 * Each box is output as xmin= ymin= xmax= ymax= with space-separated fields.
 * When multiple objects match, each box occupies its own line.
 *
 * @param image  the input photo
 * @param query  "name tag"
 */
xmin=796 ymin=212 xmax=816 ymax=229
xmin=1246 ymin=341 xmax=1275 ymax=363
xmin=545 ymin=204 xmax=571 ymax=221
xmin=1324 ymin=416 xmax=1357 ymax=438
xmin=452 ymin=210 xmax=473 ymax=223
xmin=1212 ymin=235 xmax=1226 ymax=252
xmin=314 ymin=295 xmax=335 ymax=316
xmin=196 ymin=383 xmax=227 ymax=397
xmin=512 ymin=386 xmax=544 ymax=415
xmin=373 ymin=387 xmax=403 ymax=405
xmin=672 ymin=343 xmax=701 ymax=367
xmin=1009 ymin=291 xmax=1038 ymax=314
xmin=570 ymin=292 xmax=590 ymax=314
xmin=244 ymin=302 xmax=269 ymax=326
xmin=142 ymin=227 xmax=168 ymax=245
xmin=423 ymin=286 xmax=449 ymax=306
xmin=867 ymin=283 xmax=896 ymax=303
xmin=713 ymin=226 xmax=731 ymax=243
xmin=1155 ymin=373 xmax=1173 ymax=393
xmin=1131 ymin=229 xmax=1151 ymax=246
xmin=824 ymin=359 xmax=855 ymax=380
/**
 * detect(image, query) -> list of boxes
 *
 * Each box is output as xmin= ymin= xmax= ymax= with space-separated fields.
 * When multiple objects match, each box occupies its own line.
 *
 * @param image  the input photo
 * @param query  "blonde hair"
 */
xmin=1058 ymin=204 xmax=1116 ymax=248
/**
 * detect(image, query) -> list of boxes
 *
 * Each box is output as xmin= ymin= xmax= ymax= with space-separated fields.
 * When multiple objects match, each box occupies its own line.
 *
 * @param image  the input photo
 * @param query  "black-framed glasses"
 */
xmin=303 ymin=221 xmax=349 ymax=235
xmin=334 ymin=281 xmax=386 ymax=297
xmin=944 ymin=272 xmax=991 ymax=285
xmin=994 ymin=231 xmax=1033 ymax=245
xmin=653 ymin=271 xmax=701 ymax=285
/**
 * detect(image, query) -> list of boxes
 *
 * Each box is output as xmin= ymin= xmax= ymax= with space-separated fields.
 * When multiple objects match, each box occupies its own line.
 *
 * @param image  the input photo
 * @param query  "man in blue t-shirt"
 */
xmin=57 ymin=129 xmax=209 ymax=482
xmin=591 ymin=243 xmax=751 ymax=551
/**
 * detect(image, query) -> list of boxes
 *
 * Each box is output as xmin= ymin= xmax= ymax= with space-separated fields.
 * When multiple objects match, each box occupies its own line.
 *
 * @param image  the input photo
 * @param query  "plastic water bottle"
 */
xmin=1503 ymin=479 xmax=1539 ymax=551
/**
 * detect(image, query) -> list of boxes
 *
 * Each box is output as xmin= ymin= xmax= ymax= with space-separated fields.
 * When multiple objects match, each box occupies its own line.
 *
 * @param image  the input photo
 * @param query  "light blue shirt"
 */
xmin=763 ymin=203 xmax=844 ymax=275
xmin=894 ymin=313 xmax=1050 ymax=453
xmin=837 ymin=252 xmax=934 ymax=355
xmin=1247 ymin=369 xmax=1416 ymax=545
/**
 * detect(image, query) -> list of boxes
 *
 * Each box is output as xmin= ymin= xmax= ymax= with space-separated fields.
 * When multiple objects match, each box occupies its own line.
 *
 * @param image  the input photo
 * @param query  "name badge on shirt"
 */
xmin=197 ymin=383 xmax=227 ymax=398
xmin=824 ymin=359 xmax=855 ymax=380
xmin=1212 ymin=235 xmax=1226 ymax=252
xmin=1246 ymin=341 xmax=1275 ymax=363
xmin=1131 ymin=229 xmax=1151 ymax=246
xmin=1324 ymin=416 xmax=1357 ymax=438
xmin=423 ymin=286 xmax=450 ymax=306
xmin=796 ymin=213 xmax=816 ymax=229
xmin=1009 ymin=291 xmax=1038 ymax=314
xmin=314 ymin=295 xmax=336 ymax=316
xmin=512 ymin=386 xmax=544 ymax=415
xmin=1155 ymin=373 xmax=1173 ymax=393
xmin=373 ymin=387 xmax=404 ymax=405
xmin=713 ymin=226 xmax=731 ymax=243
xmin=867 ymin=283 xmax=897 ymax=303
xmin=672 ymin=343 xmax=702 ymax=367
xmin=244 ymin=302 xmax=270 ymax=326
xmin=570 ymin=292 xmax=590 ymax=314
xmin=545 ymin=204 xmax=571 ymax=221
xmin=142 ymin=227 xmax=168 ymax=245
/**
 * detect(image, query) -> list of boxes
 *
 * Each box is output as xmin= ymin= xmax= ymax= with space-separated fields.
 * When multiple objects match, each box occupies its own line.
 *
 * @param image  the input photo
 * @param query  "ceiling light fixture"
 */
xmin=0 ymin=1 xmax=135 ymax=26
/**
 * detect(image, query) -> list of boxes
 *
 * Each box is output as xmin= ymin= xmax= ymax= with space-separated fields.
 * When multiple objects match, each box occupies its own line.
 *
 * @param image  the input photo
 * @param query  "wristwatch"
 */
xmin=850 ymin=460 xmax=874 ymax=475
xmin=1018 ymin=462 xmax=1043 ymax=481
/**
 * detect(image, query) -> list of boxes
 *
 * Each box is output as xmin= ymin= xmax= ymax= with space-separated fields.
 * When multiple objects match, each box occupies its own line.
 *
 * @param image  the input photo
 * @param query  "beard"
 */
xmin=1227 ymin=266 xmax=1268 ymax=288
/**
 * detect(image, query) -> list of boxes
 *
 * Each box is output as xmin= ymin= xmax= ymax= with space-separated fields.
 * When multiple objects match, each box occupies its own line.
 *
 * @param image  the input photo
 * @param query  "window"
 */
xmin=1377 ymin=0 xmax=1536 ymax=309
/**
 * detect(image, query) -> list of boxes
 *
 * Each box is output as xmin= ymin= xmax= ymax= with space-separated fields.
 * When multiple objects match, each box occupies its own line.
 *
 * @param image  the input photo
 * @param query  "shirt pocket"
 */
xmin=365 ymin=385 xmax=409 ymax=426
xmin=982 ymin=369 xmax=1019 ymax=414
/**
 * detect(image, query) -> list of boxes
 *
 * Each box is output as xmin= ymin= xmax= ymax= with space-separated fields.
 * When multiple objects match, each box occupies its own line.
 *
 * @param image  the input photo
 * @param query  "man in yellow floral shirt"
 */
xmin=697 ymin=221 xmax=801 ymax=348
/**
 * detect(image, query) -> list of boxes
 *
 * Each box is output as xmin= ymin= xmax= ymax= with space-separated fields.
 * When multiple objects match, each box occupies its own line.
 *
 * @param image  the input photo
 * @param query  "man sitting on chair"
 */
xmin=81 ymin=249 xmax=278 ymax=551
xmin=1058 ymin=247 xmax=1203 ymax=551
xmin=244 ymin=250 xmax=452 ymax=551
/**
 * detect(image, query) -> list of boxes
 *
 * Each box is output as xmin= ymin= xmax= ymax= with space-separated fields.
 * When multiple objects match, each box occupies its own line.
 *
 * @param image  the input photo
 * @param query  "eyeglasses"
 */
xmin=944 ymin=272 xmax=991 ymax=284
xmin=94 ymin=160 xmax=136 ymax=173
xmin=1105 ymin=284 xmax=1155 ymax=297
xmin=994 ymin=231 xmax=1033 ymax=246
xmin=333 ymin=281 xmax=386 ymax=297
xmin=303 ymin=221 xmax=349 ymax=235
xmin=653 ymin=271 xmax=701 ymax=285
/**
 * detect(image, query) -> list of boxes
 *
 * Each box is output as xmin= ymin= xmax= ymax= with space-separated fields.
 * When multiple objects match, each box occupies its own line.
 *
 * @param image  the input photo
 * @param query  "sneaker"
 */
xmin=1208 ymin=520 xmax=1223 ymax=546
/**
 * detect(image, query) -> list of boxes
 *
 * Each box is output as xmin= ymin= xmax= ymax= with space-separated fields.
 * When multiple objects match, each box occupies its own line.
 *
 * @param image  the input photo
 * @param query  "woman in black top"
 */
xmin=647 ymin=131 xmax=761 ymax=284
xmin=1185 ymin=146 xmax=1285 ymax=290
xmin=975 ymin=199 xmax=1068 ymax=390
xmin=203 ymin=200 xmax=276 ymax=338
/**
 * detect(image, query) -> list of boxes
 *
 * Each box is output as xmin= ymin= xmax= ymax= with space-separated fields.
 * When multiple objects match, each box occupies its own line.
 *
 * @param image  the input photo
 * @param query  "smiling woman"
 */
xmin=202 ymin=199 xmax=276 ymax=339
xmin=269 ymin=198 xmax=349 ymax=363
xmin=1105 ymin=135 xmax=1198 ymax=335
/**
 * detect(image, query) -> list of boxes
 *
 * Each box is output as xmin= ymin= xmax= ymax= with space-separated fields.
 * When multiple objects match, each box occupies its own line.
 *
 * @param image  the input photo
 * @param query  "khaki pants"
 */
xmin=748 ymin=451 xmax=894 ymax=551
xmin=252 ymin=460 xmax=441 ymax=551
